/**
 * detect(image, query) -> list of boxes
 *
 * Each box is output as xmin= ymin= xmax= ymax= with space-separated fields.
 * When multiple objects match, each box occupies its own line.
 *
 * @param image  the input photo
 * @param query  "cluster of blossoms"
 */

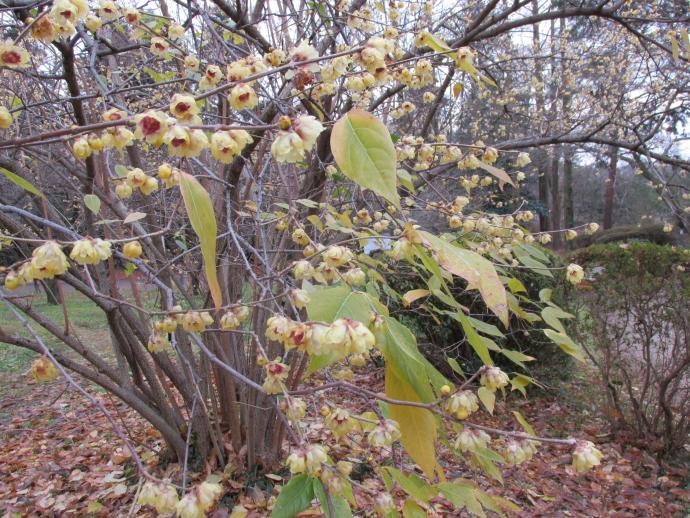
xmin=290 ymin=244 xmax=368 ymax=286
xmin=480 ymin=367 xmax=510 ymax=392
xmin=444 ymin=390 xmax=480 ymax=420
xmin=2 ymin=238 xmax=147 ymax=292
xmin=139 ymin=479 xmax=222 ymax=518
xmin=455 ymin=428 xmax=491 ymax=452
xmin=265 ymin=315 xmax=376 ymax=359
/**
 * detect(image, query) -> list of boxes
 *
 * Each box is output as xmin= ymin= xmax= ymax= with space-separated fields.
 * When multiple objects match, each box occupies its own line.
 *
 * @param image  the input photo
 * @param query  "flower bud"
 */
xmin=31 ymin=356 xmax=58 ymax=382
xmin=122 ymin=240 xmax=143 ymax=259
xmin=73 ymin=137 xmax=91 ymax=159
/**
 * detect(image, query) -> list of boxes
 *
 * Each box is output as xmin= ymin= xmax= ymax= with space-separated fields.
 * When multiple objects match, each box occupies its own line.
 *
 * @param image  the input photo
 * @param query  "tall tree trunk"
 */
xmin=532 ymin=0 xmax=550 ymax=231
xmin=563 ymin=145 xmax=575 ymax=228
xmin=604 ymin=146 xmax=618 ymax=229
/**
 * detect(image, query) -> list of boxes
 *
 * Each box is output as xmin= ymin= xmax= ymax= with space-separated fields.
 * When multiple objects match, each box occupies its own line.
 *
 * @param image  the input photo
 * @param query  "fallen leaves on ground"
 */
xmin=1 ymin=369 xmax=688 ymax=516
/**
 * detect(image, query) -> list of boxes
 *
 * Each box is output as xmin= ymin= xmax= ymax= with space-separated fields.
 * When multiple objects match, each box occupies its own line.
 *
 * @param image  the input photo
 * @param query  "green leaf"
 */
xmin=540 ymin=306 xmax=573 ymax=334
xmin=270 ymin=475 xmax=314 ymax=518
xmin=84 ymin=194 xmax=101 ymax=214
xmin=402 ymin=499 xmax=427 ymax=518
xmin=331 ymin=109 xmax=400 ymax=207
xmin=313 ymin=480 xmax=352 ymax=518
xmin=477 ymin=386 xmax=495 ymax=414
xmin=543 ymin=329 xmax=585 ymax=362
xmin=500 ymin=348 xmax=535 ymax=368
xmin=438 ymin=483 xmax=486 ymax=518
xmin=452 ymin=311 xmax=493 ymax=366
xmin=447 ymin=357 xmax=463 ymax=377
xmin=507 ymin=277 xmax=526 ymax=294
xmin=418 ymin=232 xmax=508 ymax=326
xmin=0 ymin=167 xmax=44 ymax=198
xmin=510 ymin=374 xmax=535 ymax=396
xmin=512 ymin=410 xmax=536 ymax=436
xmin=114 ymin=164 xmax=129 ymax=177
xmin=384 ymin=467 xmax=437 ymax=503
xmin=180 ymin=173 xmax=222 ymax=309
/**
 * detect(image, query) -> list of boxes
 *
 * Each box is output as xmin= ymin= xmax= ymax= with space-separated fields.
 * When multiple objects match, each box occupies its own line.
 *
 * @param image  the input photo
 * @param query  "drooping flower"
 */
xmin=150 ymin=37 xmax=171 ymax=58
xmin=134 ymin=110 xmax=169 ymax=146
xmin=566 ymin=263 xmax=584 ymax=285
xmin=29 ymin=16 xmax=59 ymax=42
xmin=367 ymin=419 xmax=401 ymax=448
xmin=30 ymin=241 xmax=68 ymax=279
xmin=98 ymin=1 xmax=120 ymax=21
xmin=210 ymin=130 xmax=252 ymax=163
xmin=480 ymin=366 xmax=509 ymax=392
xmin=285 ymin=40 xmax=319 ymax=79
xmin=32 ymin=356 xmax=59 ymax=382
xmin=262 ymin=359 xmax=290 ymax=394
xmin=229 ymin=83 xmax=258 ymax=110
xmin=168 ymin=23 xmax=185 ymax=40
xmin=72 ymin=137 xmax=91 ymax=159
xmin=198 ymin=65 xmax=223 ymax=90
xmin=70 ymin=238 xmax=112 ymax=265
xmin=445 ymin=390 xmax=479 ymax=420
xmin=84 ymin=14 xmax=102 ymax=32
xmin=572 ymin=441 xmax=603 ymax=473
xmin=164 ymin=126 xmax=209 ymax=158
xmin=169 ymin=94 xmax=199 ymax=121
xmin=455 ymin=428 xmax=490 ymax=452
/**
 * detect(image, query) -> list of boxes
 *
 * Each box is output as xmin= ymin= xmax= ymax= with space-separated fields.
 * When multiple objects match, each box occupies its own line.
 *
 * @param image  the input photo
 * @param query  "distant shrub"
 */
xmin=571 ymin=243 xmax=690 ymax=456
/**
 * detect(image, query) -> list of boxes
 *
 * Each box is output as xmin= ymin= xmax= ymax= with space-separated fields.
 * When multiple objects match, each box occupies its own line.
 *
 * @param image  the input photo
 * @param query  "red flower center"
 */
xmin=238 ymin=92 xmax=250 ymax=102
xmin=2 ymin=51 xmax=21 ymax=65
xmin=268 ymin=363 xmax=284 ymax=375
xmin=61 ymin=10 xmax=73 ymax=18
xmin=171 ymin=137 xmax=187 ymax=147
xmin=141 ymin=116 xmax=161 ymax=136
xmin=175 ymin=102 xmax=190 ymax=113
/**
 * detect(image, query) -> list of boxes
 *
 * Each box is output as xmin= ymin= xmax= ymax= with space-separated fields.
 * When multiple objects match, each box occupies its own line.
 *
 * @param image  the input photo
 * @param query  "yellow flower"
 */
xmin=181 ymin=311 xmax=212 ymax=333
xmin=102 ymin=127 xmax=134 ymax=150
xmin=29 ymin=16 xmax=59 ymax=42
xmin=286 ymin=40 xmax=319 ymax=79
xmin=122 ymin=240 xmax=143 ymax=259
xmin=572 ymin=441 xmax=603 ymax=473
xmin=169 ymin=94 xmax=199 ymax=121
xmin=262 ymin=359 xmax=290 ymax=394
xmin=229 ymin=83 xmax=258 ymax=110
xmin=367 ymin=419 xmax=401 ymax=448
xmin=0 ymin=40 xmax=30 ymax=68
xmin=289 ymin=288 xmax=310 ymax=309
xmin=184 ymin=55 xmax=200 ymax=71
xmin=566 ymin=263 xmax=584 ymax=285
xmin=98 ymin=1 xmax=120 ymax=21
xmin=291 ymin=228 xmax=309 ymax=246
xmin=31 ymin=356 xmax=59 ymax=382
xmin=134 ymin=110 xmax=168 ymax=145
xmin=286 ymin=450 xmax=306 ymax=473
xmin=565 ymin=229 xmax=578 ymax=241
xmin=140 ymin=176 xmax=159 ymax=195
xmin=72 ymin=137 xmax=91 ymax=159
xmin=264 ymin=48 xmax=286 ymax=67
xmin=293 ymin=115 xmax=324 ymax=150
xmin=124 ymin=8 xmax=140 ymax=24
xmin=168 ymin=23 xmax=185 ymax=40
xmin=84 ymin=14 xmax=102 ymax=32
xmin=271 ymin=131 xmax=304 ymax=163
xmin=4 ymin=270 xmax=23 ymax=291
xmin=115 ymin=181 xmax=133 ymax=199
xmin=164 ymin=126 xmax=208 ymax=158
xmin=323 ymin=245 xmax=353 ymax=267
xmin=304 ymin=445 xmax=328 ymax=474
xmin=197 ymin=481 xmax=222 ymax=512
xmin=0 ymin=106 xmax=13 ymax=128
xmin=445 ymin=390 xmax=478 ymax=419
xmin=30 ymin=241 xmax=68 ymax=279
xmin=150 ymin=37 xmax=171 ymax=58
xmin=198 ymin=65 xmax=222 ymax=90
xmin=70 ymin=238 xmax=112 ymax=265
xmin=175 ymin=494 xmax=203 ymax=518
xmin=226 ymin=60 xmax=252 ymax=81
xmin=147 ymin=332 xmax=170 ymax=353
xmin=211 ymin=131 xmax=242 ymax=163
xmin=480 ymin=366 xmax=509 ymax=392
xmin=87 ymin=133 xmax=104 ymax=151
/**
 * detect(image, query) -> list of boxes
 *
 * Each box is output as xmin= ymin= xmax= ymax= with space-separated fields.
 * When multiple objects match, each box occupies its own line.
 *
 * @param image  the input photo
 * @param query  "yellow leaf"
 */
xmin=477 ymin=386 xmax=495 ymax=414
xmin=476 ymin=162 xmax=515 ymax=190
xmin=180 ymin=173 xmax=222 ymax=309
xmin=669 ymin=30 xmax=679 ymax=61
xmin=402 ymin=289 xmax=430 ymax=307
xmin=385 ymin=364 xmax=438 ymax=478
